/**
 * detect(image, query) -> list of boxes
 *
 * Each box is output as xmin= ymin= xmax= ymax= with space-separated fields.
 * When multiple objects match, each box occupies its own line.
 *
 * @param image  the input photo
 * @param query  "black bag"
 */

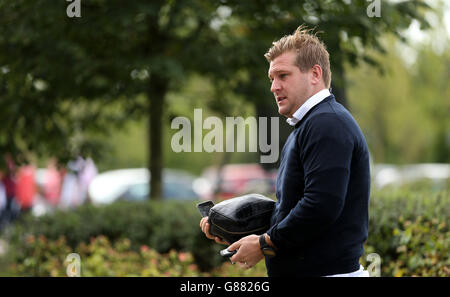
xmin=207 ymin=193 xmax=275 ymax=244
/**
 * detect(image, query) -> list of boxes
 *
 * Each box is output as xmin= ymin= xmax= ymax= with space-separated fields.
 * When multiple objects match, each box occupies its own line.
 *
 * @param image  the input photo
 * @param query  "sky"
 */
xmin=397 ymin=0 xmax=449 ymax=66
xmin=405 ymin=0 xmax=450 ymax=42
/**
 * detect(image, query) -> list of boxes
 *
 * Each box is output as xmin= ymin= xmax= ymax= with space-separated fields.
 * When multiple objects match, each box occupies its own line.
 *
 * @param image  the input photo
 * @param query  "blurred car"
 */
xmin=88 ymin=168 xmax=199 ymax=205
xmin=372 ymin=163 xmax=450 ymax=189
xmin=193 ymin=163 xmax=275 ymax=200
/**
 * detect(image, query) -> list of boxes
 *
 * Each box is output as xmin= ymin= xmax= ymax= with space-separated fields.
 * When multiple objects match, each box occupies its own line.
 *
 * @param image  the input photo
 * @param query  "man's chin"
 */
xmin=278 ymin=107 xmax=290 ymax=118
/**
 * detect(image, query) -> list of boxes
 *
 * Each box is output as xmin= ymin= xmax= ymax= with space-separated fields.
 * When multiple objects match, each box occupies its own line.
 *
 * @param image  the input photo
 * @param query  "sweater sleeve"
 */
xmin=267 ymin=113 xmax=353 ymax=252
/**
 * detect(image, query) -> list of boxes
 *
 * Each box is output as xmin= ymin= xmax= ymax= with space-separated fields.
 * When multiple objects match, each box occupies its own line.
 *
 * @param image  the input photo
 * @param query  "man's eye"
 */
xmin=280 ymin=74 xmax=287 ymax=78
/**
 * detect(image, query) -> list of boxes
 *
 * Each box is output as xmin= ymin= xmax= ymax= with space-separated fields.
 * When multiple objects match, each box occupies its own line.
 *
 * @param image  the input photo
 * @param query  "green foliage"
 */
xmin=8 ymin=235 xmax=203 ymax=276
xmin=2 ymin=186 xmax=448 ymax=276
xmin=7 ymin=235 xmax=72 ymax=277
xmin=6 ymin=200 xmax=224 ymax=271
xmin=362 ymin=187 xmax=449 ymax=276
xmin=6 ymin=234 xmax=267 ymax=277
xmin=347 ymin=38 xmax=450 ymax=164
xmin=0 ymin=0 xmax=434 ymax=164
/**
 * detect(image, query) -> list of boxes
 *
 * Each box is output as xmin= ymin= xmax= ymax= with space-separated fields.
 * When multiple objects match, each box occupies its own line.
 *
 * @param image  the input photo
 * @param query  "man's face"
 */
xmin=268 ymin=51 xmax=314 ymax=118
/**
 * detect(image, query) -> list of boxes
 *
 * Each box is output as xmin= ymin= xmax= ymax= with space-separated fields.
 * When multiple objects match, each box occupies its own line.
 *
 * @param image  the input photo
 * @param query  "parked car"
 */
xmin=372 ymin=163 xmax=450 ymax=189
xmin=88 ymin=168 xmax=199 ymax=204
xmin=193 ymin=163 xmax=275 ymax=200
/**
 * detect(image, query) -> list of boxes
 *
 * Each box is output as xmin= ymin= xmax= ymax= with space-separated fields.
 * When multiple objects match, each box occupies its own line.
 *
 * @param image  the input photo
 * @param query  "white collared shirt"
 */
xmin=286 ymin=88 xmax=331 ymax=126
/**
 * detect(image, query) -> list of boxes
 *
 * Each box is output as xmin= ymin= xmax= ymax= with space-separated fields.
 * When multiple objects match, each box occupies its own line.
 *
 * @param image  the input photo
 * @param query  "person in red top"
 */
xmin=43 ymin=158 xmax=62 ymax=206
xmin=15 ymin=165 xmax=36 ymax=211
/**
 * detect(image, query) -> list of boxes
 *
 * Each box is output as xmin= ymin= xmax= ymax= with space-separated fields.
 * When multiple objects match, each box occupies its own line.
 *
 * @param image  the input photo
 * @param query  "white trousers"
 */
xmin=325 ymin=265 xmax=370 ymax=277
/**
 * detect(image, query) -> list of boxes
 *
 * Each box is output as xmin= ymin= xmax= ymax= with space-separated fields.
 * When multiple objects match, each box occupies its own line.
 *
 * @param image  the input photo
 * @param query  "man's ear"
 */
xmin=310 ymin=64 xmax=323 ymax=85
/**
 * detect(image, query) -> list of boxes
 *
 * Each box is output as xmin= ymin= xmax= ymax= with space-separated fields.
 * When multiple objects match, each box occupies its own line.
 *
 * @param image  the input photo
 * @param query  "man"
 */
xmin=200 ymin=25 xmax=371 ymax=277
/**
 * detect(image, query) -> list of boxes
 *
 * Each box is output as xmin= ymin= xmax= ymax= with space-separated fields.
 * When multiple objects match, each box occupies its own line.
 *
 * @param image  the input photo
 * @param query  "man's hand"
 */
xmin=199 ymin=217 xmax=229 ymax=245
xmin=228 ymin=235 xmax=264 ymax=269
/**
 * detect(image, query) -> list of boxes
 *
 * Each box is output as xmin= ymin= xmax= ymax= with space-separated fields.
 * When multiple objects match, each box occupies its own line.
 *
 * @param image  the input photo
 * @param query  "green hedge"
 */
xmin=2 ymin=187 xmax=449 ymax=276
xmin=4 ymin=234 xmax=268 ymax=277
xmin=5 ymin=200 xmax=225 ymax=271
xmin=362 ymin=187 xmax=449 ymax=276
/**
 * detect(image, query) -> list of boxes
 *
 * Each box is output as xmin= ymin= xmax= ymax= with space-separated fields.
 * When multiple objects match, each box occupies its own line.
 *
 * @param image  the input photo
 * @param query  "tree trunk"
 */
xmin=331 ymin=65 xmax=348 ymax=109
xmin=148 ymin=79 xmax=167 ymax=200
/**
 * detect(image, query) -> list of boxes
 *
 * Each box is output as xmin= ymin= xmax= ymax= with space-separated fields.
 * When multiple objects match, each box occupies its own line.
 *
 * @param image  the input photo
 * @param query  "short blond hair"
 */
xmin=264 ymin=25 xmax=331 ymax=88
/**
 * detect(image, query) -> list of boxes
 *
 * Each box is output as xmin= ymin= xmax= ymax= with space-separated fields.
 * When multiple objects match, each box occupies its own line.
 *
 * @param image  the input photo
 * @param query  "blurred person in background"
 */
xmin=0 ymin=170 xmax=7 ymax=228
xmin=15 ymin=164 xmax=36 ymax=212
xmin=1 ymin=154 xmax=19 ymax=223
xmin=43 ymin=158 xmax=62 ymax=206
xmin=59 ymin=156 xmax=96 ymax=209
xmin=59 ymin=160 xmax=80 ymax=209
xmin=77 ymin=157 xmax=98 ymax=205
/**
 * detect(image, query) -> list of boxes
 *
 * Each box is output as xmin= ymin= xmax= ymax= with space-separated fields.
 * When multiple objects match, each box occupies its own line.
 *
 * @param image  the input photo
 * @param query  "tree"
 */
xmin=0 ymin=0 xmax=239 ymax=199
xmin=346 ymin=35 xmax=450 ymax=164
xmin=204 ymin=0 xmax=432 ymax=169
xmin=0 ymin=0 xmax=433 ymax=197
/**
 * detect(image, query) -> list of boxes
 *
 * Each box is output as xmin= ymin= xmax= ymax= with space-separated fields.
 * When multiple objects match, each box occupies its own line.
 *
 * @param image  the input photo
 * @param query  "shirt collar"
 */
xmin=286 ymin=88 xmax=331 ymax=126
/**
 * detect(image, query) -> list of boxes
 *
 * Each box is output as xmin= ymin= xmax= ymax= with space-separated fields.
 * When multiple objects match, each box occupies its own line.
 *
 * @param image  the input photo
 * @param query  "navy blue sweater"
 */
xmin=266 ymin=94 xmax=371 ymax=277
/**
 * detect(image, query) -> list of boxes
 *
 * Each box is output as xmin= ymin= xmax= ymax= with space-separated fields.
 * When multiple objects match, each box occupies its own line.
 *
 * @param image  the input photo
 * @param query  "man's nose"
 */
xmin=271 ymin=79 xmax=281 ymax=93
